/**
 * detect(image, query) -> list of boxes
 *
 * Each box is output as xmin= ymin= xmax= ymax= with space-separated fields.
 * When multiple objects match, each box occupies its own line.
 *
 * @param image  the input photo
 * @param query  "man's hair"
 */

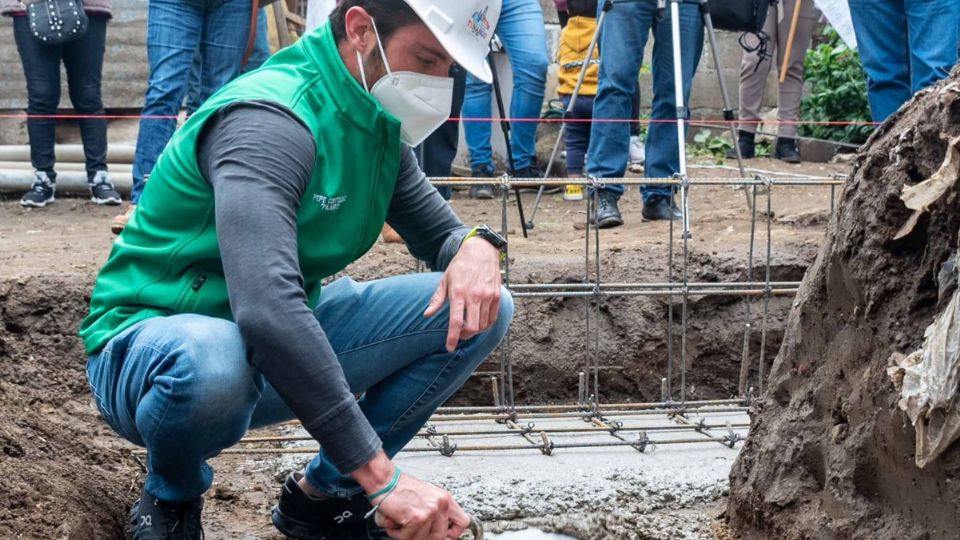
xmin=566 ymin=0 xmax=598 ymax=18
xmin=330 ymin=0 xmax=422 ymax=45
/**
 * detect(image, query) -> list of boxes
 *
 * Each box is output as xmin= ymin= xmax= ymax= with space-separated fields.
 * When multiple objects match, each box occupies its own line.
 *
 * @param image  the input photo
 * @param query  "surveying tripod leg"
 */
xmin=527 ymin=0 xmax=614 ymax=230
xmin=487 ymin=51 xmax=529 ymax=238
xmin=699 ymin=0 xmax=752 ymax=211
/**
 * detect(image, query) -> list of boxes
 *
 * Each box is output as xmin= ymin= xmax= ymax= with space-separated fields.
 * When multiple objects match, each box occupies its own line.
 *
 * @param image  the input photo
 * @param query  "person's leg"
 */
xmin=497 ymin=0 xmax=549 ymax=171
xmin=904 ymin=0 xmax=960 ymax=94
xmin=585 ymin=1 xmax=654 ymax=199
xmin=86 ymin=314 xmax=264 ymax=502
xmin=562 ymin=95 xmax=590 ymax=176
xmin=847 ymin=0 xmax=910 ymax=122
xmin=198 ymin=0 xmax=251 ymax=105
xmin=415 ymin=65 xmax=467 ymax=200
xmin=642 ymin=1 xmax=703 ymax=204
xmin=185 ymin=52 xmax=204 ymax=115
xmin=62 ymin=15 xmax=109 ymax=180
xmin=131 ymin=0 xmax=205 ymax=203
xmin=12 ymin=16 xmax=62 ymax=177
xmin=461 ymin=74 xmax=494 ymax=172
xmin=738 ymin=2 xmax=778 ymax=134
xmin=249 ymin=274 xmax=514 ymax=497
xmin=775 ymin=0 xmax=819 ymax=139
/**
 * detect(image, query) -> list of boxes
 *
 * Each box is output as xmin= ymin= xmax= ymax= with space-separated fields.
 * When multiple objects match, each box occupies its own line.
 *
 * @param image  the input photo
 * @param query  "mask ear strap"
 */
xmin=356 ymin=50 xmax=369 ymax=92
xmin=370 ymin=18 xmax=392 ymax=76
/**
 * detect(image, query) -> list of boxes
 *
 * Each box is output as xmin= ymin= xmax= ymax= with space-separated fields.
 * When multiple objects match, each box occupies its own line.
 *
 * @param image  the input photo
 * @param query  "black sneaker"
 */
xmin=272 ymin=472 xmax=387 ymax=540
xmin=129 ymin=487 xmax=204 ymax=540
xmin=20 ymin=171 xmax=55 ymax=208
xmin=726 ymin=130 xmax=756 ymax=160
xmin=470 ymin=165 xmax=496 ymax=199
xmin=589 ymin=190 xmax=623 ymax=229
xmin=774 ymin=138 xmax=801 ymax=164
xmin=89 ymin=170 xmax=122 ymax=205
xmin=641 ymin=196 xmax=683 ymax=222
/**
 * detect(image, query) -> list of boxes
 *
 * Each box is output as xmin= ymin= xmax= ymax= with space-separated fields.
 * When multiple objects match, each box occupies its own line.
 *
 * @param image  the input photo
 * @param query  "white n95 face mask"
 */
xmin=356 ymin=20 xmax=454 ymax=147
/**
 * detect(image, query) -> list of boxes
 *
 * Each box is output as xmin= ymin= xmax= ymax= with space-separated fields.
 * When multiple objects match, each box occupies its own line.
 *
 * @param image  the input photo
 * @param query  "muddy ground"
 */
xmin=0 ymin=158 xmax=844 ymax=539
xmin=727 ymin=74 xmax=960 ymax=538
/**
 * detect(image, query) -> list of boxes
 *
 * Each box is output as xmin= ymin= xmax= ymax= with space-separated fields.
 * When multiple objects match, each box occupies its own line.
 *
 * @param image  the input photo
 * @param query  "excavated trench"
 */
xmin=0 ymin=242 xmax=813 ymax=537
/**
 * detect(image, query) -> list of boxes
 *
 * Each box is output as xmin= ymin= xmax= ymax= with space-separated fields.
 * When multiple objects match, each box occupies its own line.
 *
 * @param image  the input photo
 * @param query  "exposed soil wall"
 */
xmin=0 ymin=276 xmax=135 ymax=539
xmin=727 ymin=74 xmax=960 ymax=538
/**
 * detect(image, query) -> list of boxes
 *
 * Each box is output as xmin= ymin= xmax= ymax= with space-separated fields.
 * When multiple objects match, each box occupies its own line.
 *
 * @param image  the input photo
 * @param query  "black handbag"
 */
xmin=27 ymin=0 xmax=89 ymax=45
xmin=707 ymin=0 xmax=776 ymax=62
xmin=707 ymin=0 xmax=773 ymax=33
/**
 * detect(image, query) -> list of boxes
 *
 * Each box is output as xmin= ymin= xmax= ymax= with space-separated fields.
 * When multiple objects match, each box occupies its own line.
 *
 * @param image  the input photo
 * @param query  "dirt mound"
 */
xmin=727 ymin=74 xmax=960 ymax=537
xmin=0 ymin=275 xmax=135 ymax=539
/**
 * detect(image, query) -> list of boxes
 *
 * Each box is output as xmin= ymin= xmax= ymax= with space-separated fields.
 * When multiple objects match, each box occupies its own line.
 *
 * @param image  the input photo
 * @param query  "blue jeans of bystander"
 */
xmin=585 ymin=0 xmax=702 ymax=205
xmin=461 ymin=0 xmax=549 ymax=172
xmin=130 ymin=0 xmax=252 ymax=203
xmin=848 ymin=0 xmax=960 ymax=122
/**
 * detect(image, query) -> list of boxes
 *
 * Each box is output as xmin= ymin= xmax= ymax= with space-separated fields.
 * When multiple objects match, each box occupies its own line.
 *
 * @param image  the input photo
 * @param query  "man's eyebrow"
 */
xmin=420 ymin=43 xmax=452 ymax=62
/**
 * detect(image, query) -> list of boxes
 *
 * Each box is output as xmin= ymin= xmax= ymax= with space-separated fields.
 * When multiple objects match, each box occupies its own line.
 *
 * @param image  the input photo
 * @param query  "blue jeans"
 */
xmin=849 ymin=0 xmax=960 ymax=122
xmin=130 ymin=0 xmax=252 ymax=203
xmin=12 ymin=15 xmax=108 ymax=180
xmin=586 ymin=0 xmax=702 ymax=204
xmin=462 ymin=0 xmax=548 ymax=172
xmin=185 ymin=9 xmax=270 ymax=114
xmin=560 ymin=94 xmax=595 ymax=176
xmin=86 ymin=273 xmax=513 ymax=502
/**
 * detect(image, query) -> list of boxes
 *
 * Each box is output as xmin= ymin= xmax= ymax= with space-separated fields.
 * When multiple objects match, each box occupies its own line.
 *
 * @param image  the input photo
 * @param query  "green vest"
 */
xmin=80 ymin=23 xmax=401 ymax=355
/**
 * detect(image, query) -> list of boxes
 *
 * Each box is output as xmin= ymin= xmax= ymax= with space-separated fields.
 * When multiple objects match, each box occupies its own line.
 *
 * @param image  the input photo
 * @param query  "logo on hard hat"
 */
xmin=466 ymin=6 xmax=490 ymax=40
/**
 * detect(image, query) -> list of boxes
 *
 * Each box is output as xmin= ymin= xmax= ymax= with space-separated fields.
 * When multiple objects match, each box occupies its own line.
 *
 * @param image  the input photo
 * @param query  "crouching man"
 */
xmin=79 ymin=1 xmax=511 ymax=538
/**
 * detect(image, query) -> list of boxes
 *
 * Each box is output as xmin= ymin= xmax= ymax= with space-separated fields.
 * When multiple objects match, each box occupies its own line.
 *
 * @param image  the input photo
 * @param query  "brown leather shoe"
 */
xmin=111 ymin=204 xmax=136 ymax=235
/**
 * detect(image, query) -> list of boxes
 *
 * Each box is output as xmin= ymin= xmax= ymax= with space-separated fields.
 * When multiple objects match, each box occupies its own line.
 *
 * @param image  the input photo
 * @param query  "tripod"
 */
xmin=487 ymin=39 xmax=530 ymax=238
xmin=525 ymin=0 xmax=749 ymax=232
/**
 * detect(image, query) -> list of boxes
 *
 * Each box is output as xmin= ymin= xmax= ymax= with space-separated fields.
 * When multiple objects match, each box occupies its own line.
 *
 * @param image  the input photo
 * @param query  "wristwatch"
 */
xmin=466 ymin=224 xmax=508 ymax=255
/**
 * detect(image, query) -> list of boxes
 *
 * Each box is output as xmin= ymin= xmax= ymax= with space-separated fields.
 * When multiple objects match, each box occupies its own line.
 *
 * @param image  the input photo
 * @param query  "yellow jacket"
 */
xmin=557 ymin=16 xmax=600 ymax=96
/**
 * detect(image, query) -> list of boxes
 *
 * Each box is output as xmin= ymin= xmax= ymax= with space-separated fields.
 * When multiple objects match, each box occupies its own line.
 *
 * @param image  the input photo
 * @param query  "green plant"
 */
xmin=755 ymin=139 xmax=771 ymax=158
xmin=799 ymin=26 xmax=873 ymax=144
xmin=691 ymin=128 xmax=732 ymax=163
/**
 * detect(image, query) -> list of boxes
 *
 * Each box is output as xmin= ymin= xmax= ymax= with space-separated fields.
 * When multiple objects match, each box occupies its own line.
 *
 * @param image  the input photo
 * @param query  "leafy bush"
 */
xmin=799 ymin=26 xmax=873 ymax=144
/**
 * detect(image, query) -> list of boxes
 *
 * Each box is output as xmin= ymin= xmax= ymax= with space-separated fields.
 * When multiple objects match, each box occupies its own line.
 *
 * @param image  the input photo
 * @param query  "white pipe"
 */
xmin=0 ymin=144 xmax=136 ymax=164
xmin=0 ymin=161 xmax=133 ymax=173
xmin=0 ymin=169 xmax=132 ymax=195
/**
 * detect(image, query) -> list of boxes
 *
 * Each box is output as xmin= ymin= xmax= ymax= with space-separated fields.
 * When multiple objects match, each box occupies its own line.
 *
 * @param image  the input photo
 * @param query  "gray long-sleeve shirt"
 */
xmin=196 ymin=101 xmax=470 ymax=473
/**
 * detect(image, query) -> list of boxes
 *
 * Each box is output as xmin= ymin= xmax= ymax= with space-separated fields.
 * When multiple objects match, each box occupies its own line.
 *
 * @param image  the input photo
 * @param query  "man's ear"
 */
xmin=343 ymin=6 xmax=376 ymax=57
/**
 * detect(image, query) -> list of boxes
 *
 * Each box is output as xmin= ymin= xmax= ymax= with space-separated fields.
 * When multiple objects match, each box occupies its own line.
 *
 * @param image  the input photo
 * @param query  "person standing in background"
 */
xmin=4 ymin=0 xmax=122 ymax=208
xmin=848 ymin=0 xmax=959 ymax=122
xmin=461 ymin=0 xmax=549 ymax=199
xmin=557 ymin=0 xmax=599 ymax=202
xmin=585 ymin=0 xmax=703 ymax=228
xmin=728 ymin=0 xmax=820 ymax=163
xmin=112 ymin=0 xmax=261 ymax=234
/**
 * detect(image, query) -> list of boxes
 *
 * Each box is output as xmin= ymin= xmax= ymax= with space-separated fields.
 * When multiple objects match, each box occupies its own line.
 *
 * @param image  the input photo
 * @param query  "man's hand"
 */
xmin=424 ymin=236 xmax=502 ymax=352
xmin=352 ymin=452 xmax=469 ymax=539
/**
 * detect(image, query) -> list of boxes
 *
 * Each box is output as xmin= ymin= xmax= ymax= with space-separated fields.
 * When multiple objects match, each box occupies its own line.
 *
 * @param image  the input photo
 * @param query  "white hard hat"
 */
xmin=402 ymin=0 xmax=502 ymax=83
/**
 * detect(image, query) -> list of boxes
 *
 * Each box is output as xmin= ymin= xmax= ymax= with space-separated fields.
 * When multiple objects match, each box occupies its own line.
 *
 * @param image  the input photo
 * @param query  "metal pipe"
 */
xmin=0 ymin=144 xmax=135 ymax=164
xmin=510 ymin=288 xmax=797 ymax=298
xmin=509 ymin=281 xmax=800 ymax=290
xmin=424 ymin=177 xmax=844 ymax=186
xmin=435 ymin=398 xmax=744 ymax=414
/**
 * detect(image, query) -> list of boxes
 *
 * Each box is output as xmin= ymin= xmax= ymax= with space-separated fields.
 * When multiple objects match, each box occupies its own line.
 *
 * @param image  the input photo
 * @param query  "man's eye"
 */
xmin=419 ymin=57 xmax=436 ymax=67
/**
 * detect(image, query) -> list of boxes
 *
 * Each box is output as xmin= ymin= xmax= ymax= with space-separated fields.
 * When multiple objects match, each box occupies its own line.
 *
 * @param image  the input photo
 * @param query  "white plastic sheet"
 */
xmin=888 ymin=262 xmax=960 ymax=468
xmin=812 ymin=0 xmax=857 ymax=49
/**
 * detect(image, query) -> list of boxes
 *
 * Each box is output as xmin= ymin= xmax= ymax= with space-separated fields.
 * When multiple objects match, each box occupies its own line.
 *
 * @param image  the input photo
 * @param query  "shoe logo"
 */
xmin=139 ymin=515 xmax=153 ymax=527
xmin=312 ymin=194 xmax=347 ymax=211
xmin=333 ymin=510 xmax=353 ymax=524
xmin=467 ymin=6 xmax=490 ymax=40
